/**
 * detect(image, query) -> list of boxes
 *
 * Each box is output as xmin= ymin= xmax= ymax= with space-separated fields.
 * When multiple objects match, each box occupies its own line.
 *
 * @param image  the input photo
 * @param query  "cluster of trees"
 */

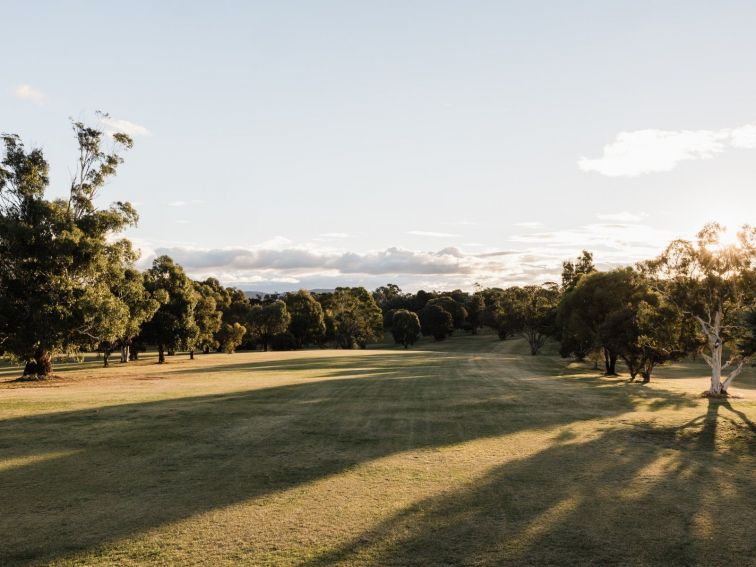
xmin=1 ymin=121 xmax=754 ymax=396
xmin=0 ymin=121 xmax=384 ymax=377
xmin=376 ymin=233 xmax=756 ymax=396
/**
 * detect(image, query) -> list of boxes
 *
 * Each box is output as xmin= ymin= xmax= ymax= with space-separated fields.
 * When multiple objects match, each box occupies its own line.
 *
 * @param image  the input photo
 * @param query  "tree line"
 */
xmin=1 ymin=120 xmax=754 ymax=396
xmin=378 ymin=236 xmax=756 ymax=396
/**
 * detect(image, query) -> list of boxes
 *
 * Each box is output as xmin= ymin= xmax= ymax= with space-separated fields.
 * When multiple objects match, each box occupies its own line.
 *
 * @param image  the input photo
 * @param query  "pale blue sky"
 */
xmin=3 ymin=1 xmax=756 ymax=291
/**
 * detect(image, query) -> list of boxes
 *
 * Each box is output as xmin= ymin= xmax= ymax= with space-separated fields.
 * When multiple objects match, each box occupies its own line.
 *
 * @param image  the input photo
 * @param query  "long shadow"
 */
xmin=169 ymin=351 xmax=462 ymax=378
xmin=0 ymin=348 xmax=708 ymax=565
xmin=304 ymin=412 xmax=756 ymax=567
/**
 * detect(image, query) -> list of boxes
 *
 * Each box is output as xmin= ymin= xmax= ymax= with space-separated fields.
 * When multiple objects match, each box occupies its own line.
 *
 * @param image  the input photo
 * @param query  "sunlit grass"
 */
xmin=1 ymin=334 xmax=754 ymax=566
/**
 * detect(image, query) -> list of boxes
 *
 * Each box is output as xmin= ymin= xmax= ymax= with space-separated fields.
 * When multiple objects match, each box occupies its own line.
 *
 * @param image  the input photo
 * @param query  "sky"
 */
xmin=3 ymin=1 xmax=756 ymax=292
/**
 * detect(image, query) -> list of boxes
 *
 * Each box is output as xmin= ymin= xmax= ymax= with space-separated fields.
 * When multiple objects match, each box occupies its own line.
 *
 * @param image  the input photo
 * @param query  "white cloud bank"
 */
xmin=14 ymin=84 xmax=46 ymax=104
xmin=132 ymin=220 xmax=683 ymax=292
xmin=579 ymin=123 xmax=756 ymax=176
xmin=100 ymin=116 xmax=150 ymax=137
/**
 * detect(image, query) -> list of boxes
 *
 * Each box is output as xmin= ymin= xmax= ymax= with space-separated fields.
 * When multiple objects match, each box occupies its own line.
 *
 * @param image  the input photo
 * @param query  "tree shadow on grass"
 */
xmin=169 ymin=351 xmax=460 ymax=379
xmin=0 ymin=350 xmax=718 ymax=565
xmin=304 ymin=410 xmax=755 ymax=567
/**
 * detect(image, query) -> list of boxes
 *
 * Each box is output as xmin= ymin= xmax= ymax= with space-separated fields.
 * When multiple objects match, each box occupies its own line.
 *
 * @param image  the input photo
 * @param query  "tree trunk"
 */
xmin=603 ymin=348 xmax=618 ymax=375
xmin=103 ymin=350 xmax=110 ymax=368
xmin=189 ymin=350 xmax=194 ymax=360
xmin=696 ymin=312 xmax=726 ymax=394
xmin=24 ymin=349 xmax=53 ymax=377
xmin=120 ymin=344 xmax=129 ymax=363
xmin=130 ymin=349 xmax=139 ymax=361
xmin=158 ymin=345 xmax=165 ymax=364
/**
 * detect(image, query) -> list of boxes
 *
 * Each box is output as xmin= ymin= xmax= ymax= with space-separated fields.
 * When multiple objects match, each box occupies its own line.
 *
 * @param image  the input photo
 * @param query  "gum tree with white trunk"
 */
xmin=641 ymin=223 xmax=756 ymax=395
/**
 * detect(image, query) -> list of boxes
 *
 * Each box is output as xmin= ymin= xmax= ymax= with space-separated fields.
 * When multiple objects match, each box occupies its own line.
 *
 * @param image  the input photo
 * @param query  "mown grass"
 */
xmin=0 ymin=334 xmax=754 ymax=566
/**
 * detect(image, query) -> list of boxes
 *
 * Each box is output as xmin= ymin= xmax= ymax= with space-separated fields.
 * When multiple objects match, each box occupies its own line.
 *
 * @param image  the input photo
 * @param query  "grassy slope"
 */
xmin=0 ymin=335 xmax=754 ymax=566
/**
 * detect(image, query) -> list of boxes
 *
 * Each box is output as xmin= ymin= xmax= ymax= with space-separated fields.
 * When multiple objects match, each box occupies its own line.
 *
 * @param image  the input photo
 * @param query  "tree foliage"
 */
xmin=641 ymin=223 xmax=756 ymax=393
xmin=391 ymin=309 xmax=421 ymax=348
xmin=285 ymin=290 xmax=326 ymax=348
xmin=248 ymin=300 xmax=291 ymax=351
xmin=420 ymin=303 xmax=454 ymax=341
xmin=0 ymin=119 xmax=139 ymax=376
xmin=426 ymin=296 xmax=468 ymax=329
xmin=326 ymin=287 xmax=383 ymax=349
xmin=216 ymin=322 xmax=246 ymax=353
xmin=138 ymin=256 xmax=199 ymax=363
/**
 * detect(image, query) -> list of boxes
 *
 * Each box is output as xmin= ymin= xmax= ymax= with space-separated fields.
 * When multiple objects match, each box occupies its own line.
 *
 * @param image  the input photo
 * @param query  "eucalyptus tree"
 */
xmin=391 ymin=309 xmax=421 ymax=347
xmin=139 ymin=256 xmax=199 ymax=363
xmin=641 ymin=223 xmax=756 ymax=394
xmin=222 ymin=288 xmax=254 ymax=344
xmin=192 ymin=281 xmax=223 ymax=356
xmin=248 ymin=300 xmax=291 ymax=351
xmin=511 ymin=284 xmax=560 ymax=355
xmin=426 ymin=296 xmax=468 ymax=329
xmin=327 ymin=287 xmax=383 ymax=349
xmin=561 ymin=250 xmax=596 ymax=291
xmin=420 ymin=303 xmax=454 ymax=341
xmin=101 ymin=241 xmax=161 ymax=366
xmin=465 ymin=293 xmax=486 ymax=335
xmin=599 ymin=293 xmax=687 ymax=383
xmin=483 ymin=285 xmax=558 ymax=354
xmin=285 ymin=290 xmax=326 ymax=348
xmin=559 ymin=269 xmax=644 ymax=373
xmin=0 ymin=118 xmax=139 ymax=376
xmin=216 ymin=322 xmax=246 ymax=353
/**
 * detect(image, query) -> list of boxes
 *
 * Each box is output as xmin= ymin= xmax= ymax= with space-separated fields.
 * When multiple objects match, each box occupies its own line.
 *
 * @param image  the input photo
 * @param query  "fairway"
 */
xmin=1 ymin=335 xmax=754 ymax=566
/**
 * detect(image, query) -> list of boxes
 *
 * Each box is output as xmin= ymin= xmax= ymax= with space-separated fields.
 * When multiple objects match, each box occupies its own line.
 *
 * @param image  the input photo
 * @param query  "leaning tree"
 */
xmin=641 ymin=223 xmax=756 ymax=395
xmin=0 ymin=117 xmax=139 ymax=376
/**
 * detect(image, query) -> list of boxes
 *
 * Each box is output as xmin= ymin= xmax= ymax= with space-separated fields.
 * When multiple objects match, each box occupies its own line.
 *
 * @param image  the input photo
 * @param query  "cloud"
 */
xmin=510 ymin=222 xmax=676 ymax=262
xmin=579 ymin=123 xmax=756 ymax=176
xmin=474 ymin=250 xmax=519 ymax=258
xmin=130 ymin=221 xmax=691 ymax=292
xmin=100 ymin=116 xmax=150 ymax=137
xmin=730 ymin=124 xmax=756 ymax=149
xmin=597 ymin=211 xmax=647 ymax=222
xmin=407 ymin=230 xmax=460 ymax=238
xmin=13 ymin=84 xmax=46 ymax=104
xmin=154 ymin=246 xmax=479 ymax=276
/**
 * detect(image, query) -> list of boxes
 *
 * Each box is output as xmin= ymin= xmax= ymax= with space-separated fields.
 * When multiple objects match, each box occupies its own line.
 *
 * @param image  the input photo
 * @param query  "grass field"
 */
xmin=1 ymin=334 xmax=754 ymax=566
